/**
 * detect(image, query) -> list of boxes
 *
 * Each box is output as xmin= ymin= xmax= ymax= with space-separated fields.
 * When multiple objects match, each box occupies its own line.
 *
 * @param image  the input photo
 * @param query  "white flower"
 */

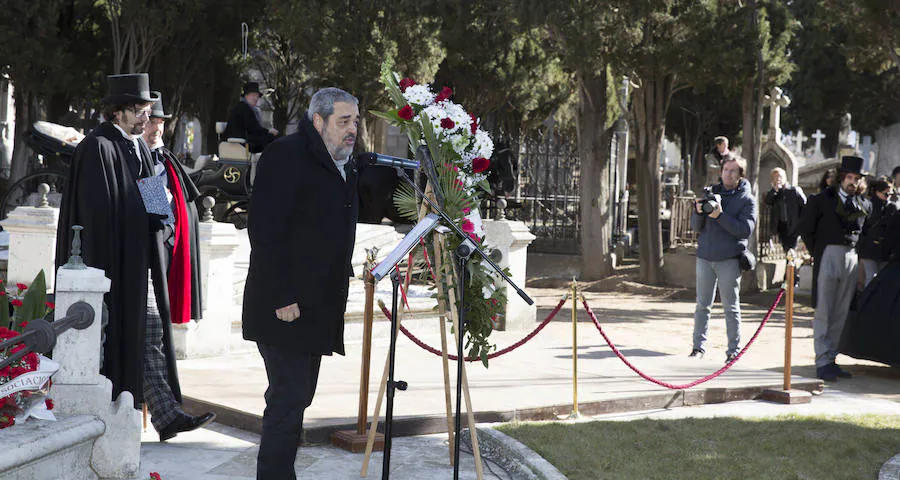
xmin=482 ymin=283 xmax=494 ymax=299
xmin=439 ymin=101 xmax=472 ymax=132
xmin=403 ymin=84 xmax=435 ymax=107
xmin=474 ymin=130 xmax=494 ymax=159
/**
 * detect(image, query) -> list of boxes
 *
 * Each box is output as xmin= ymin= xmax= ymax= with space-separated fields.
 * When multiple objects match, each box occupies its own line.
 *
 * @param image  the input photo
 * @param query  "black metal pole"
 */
xmin=382 ymin=269 xmax=407 ymax=480
xmin=453 ymin=241 xmax=473 ymax=480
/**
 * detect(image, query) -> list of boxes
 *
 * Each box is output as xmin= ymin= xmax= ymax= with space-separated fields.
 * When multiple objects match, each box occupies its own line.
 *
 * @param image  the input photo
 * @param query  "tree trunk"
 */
xmin=576 ymin=70 xmax=613 ymax=280
xmin=9 ymin=90 xmax=38 ymax=185
xmin=632 ymin=73 xmax=674 ymax=285
xmin=357 ymin=98 xmax=372 ymax=153
xmin=741 ymin=80 xmax=763 ymax=291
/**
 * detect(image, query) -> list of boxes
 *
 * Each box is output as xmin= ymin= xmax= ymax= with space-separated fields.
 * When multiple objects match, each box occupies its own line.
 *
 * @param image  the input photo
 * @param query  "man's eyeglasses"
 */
xmin=126 ymin=106 xmax=152 ymax=118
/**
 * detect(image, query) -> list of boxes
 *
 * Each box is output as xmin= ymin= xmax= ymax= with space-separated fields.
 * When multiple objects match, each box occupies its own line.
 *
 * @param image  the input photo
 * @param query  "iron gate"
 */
xmin=483 ymin=136 xmax=581 ymax=254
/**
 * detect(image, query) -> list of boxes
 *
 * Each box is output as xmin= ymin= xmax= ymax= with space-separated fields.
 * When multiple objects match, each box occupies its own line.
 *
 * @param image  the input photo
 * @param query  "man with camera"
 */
xmin=690 ymin=154 xmax=758 ymax=363
xmin=799 ymin=156 xmax=870 ymax=382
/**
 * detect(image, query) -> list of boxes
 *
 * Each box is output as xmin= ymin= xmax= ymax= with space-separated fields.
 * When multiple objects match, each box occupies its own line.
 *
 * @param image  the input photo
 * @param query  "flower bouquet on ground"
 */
xmin=372 ymin=59 xmax=507 ymax=366
xmin=0 ymin=271 xmax=57 ymax=429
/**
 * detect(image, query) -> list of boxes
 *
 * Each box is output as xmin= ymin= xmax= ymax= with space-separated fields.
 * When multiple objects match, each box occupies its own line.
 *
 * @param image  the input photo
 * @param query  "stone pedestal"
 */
xmin=172 ymin=220 xmax=241 ymax=359
xmin=482 ymin=219 xmax=536 ymax=331
xmin=50 ymin=265 xmax=141 ymax=479
xmin=0 ymin=206 xmax=59 ymax=290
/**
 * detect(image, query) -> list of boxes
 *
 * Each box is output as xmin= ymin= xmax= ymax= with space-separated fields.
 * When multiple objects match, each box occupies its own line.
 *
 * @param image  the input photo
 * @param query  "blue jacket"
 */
xmin=691 ymin=178 xmax=758 ymax=261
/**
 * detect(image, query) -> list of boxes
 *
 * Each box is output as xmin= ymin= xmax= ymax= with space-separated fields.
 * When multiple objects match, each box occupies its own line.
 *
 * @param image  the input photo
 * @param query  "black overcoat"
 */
xmin=153 ymin=146 xmax=204 ymax=319
xmin=241 ymin=116 xmax=358 ymax=354
xmin=798 ymin=186 xmax=870 ymax=308
xmin=55 ymin=121 xmax=181 ymax=407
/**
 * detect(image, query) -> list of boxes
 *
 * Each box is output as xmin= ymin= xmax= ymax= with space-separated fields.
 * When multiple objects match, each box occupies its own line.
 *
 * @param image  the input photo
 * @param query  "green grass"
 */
xmin=497 ymin=414 xmax=900 ymax=480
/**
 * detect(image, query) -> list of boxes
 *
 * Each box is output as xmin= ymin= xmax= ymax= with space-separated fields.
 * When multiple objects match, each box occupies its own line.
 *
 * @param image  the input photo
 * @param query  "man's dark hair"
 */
xmin=835 ymin=171 xmax=864 ymax=195
xmin=720 ymin=153 xmax=746 ymax=177
xmin=869 ymin=178 xmax=891 ymax=198
xmin=892 ymin=165 xmax=900 ymax=179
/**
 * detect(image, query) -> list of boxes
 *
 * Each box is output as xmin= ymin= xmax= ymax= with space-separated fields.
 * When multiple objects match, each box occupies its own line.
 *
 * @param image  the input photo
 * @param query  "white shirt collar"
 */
xmin=333 ymin=154 xmax=350 ymax=181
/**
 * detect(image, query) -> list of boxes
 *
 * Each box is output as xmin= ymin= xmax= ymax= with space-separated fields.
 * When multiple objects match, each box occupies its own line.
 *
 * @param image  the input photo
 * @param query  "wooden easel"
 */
xmin=361 ymin=185 xmax=483 ymax=479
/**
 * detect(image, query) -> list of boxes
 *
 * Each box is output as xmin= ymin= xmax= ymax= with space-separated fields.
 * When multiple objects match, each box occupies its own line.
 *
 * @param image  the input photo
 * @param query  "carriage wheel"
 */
xmin=0 ymin=171 xmax=68 ymax=221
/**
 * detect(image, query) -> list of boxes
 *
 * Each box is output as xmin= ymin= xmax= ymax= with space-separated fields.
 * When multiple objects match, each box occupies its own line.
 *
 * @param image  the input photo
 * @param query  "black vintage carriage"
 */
xmin=0 ymin=121 xmax=253 ymax=228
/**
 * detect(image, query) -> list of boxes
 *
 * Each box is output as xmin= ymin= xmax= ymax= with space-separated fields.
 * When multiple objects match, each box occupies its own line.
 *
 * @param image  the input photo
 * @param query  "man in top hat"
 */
xmin=56 ymin=74 xmax=215 ymax=441
xmin=142 ymin=91 xmax=204 ymax=337
xmin=223 ymin=81 xmax=278 ymax=153
xmin=799 ymin=155 xmax=871 ymax=381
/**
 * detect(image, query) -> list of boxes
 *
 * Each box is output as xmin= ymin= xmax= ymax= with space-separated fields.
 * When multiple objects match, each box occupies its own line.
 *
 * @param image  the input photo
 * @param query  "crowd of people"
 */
xmin=692 ymin=135 xmax=900 ymax=381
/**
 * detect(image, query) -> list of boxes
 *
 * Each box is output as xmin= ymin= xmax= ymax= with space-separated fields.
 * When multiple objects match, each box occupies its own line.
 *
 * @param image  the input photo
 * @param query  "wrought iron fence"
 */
xmin=482 ymin=136 xmax=581 ymax=254
xmin=669 ymin=196 xmax=698 ymax=247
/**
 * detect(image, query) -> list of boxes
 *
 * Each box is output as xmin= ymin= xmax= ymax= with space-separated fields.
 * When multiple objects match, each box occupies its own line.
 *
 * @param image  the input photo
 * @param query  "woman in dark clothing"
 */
xmin=819 ymin=168 xmax=836 ymax=193
xmin=856 ymin=178 xmax=896 ymax=286
xmin=840 ymin=190 xmax=900 ymax=366
xmin=765 ymin=167 xmax=806 ymax=250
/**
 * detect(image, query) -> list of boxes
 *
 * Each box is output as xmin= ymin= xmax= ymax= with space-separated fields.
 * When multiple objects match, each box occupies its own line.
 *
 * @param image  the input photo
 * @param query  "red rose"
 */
xmin=398 ymin=105 xmax=414 ymax=121
xmin=469 ymin=233 xmax=482 ymax=243
xmin=15 ymin=283 xmax=27 ymax=291
xmin=472 ymin=157 xmax=490 ymax=173
xmin=18 ymin=321 xmax=27 ymax=329
xmin=399 ymin=77 xmax=416 ymax=93
xmin=10 ymin=299 xmax=22 ymax=307
xmin=440 ymin=117 xmax=455 ymax=130
xmin=0 ymin=291 xmax=7 ymax=296
xmin=469 ymin=113 xmax=478 ymax=135
xmin=462 ymin=207 xmax=471 ymax=214
xmin=461 ymin=218 xmax=475 ymax=234
xmin=45 ymin=301 xmax=55 ymax=310
xmin=435 ymin=86 xmax=453 ymax=102
xmin=45 ymin=398 xmax=54 ymax=410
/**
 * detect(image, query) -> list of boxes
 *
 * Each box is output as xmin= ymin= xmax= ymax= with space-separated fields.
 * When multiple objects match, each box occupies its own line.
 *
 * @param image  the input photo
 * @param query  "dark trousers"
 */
xmin=256 ymin=343 xmax=322 ymax=480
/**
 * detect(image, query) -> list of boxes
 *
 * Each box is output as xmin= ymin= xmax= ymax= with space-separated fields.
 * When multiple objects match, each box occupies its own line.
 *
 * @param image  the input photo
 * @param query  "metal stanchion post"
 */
xmin=567 ymin=277 xmax=581 ymax=420
xmin=762 ymin=249 xmax=812 ymax=404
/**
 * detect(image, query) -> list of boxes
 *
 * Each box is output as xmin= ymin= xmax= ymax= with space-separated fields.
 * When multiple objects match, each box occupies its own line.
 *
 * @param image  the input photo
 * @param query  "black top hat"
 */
xmin=101 ymin=73 xmax=160 ymax=105
xmin=149 ymin=91 xmax=172 ymax=119
xmin=838 ymin=156 xmax=867 ymax=176
xmin=242 ymin=81 xmax=262 ymax=96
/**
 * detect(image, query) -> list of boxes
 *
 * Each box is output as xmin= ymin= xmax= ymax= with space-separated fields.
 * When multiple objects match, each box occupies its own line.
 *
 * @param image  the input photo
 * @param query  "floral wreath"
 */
xmin=372 ymin=59 xmax=507 ymax=366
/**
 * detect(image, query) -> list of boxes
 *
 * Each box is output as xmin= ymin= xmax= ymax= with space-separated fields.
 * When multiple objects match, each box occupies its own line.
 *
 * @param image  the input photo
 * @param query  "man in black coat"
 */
xmin=223 ymin=81 xmax=278 ymax=153
xmin=765 ymin=166 xmax=806 ymax=250
xmin=242 ymin=87 xmax=359 ymax=479
xmin=56 ymin=74 xmax=214 ymax=442
xmin=799 ymin=156 xmax=870 ymax=382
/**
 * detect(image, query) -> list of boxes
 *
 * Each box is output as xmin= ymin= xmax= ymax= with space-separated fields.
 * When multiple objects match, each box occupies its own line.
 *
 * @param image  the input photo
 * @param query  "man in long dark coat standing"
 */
xmin=799 ymin=155 xmax=870 ymax=382
xmin=56 ymin=74 xmax=214 ymax=442
xmin=242 ymin=87 xmax=359 ymax=479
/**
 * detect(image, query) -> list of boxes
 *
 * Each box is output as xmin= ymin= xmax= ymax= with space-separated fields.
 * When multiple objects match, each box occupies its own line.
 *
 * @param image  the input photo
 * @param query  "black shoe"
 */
xmin=725 ymin=352 xmax=739 ymax=364
xmin=816 ymin=365 xmax=837 ymax=382
xmin=689 ymin=348 xmax=704 ymax=358
xmin=159 ymin=412 xmax=217 ymax=442
xmin=831 ymin=363 xmax=853 ymax=378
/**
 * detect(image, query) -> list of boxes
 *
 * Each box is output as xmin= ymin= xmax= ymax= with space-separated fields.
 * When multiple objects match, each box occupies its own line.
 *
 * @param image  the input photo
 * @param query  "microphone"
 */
xmin=358 ymin=152 xmax=420 ymax=169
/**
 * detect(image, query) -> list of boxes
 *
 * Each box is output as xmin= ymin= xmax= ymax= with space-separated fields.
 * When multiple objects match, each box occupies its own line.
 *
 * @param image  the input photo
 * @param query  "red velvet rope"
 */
xmin=581 ymin=289 xmax=785 ymax=390
xmin=380 ymin=296 xmax=568 ymax=362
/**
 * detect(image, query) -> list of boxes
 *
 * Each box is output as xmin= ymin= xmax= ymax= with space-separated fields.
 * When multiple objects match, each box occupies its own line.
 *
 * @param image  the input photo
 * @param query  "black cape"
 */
xmin=55 ymin=121 xmax=180 ymax=407
xmin=840 ymin=209 xmax=900 ymax=366
xmin=241 ymin=115 xmax=358 ymax=354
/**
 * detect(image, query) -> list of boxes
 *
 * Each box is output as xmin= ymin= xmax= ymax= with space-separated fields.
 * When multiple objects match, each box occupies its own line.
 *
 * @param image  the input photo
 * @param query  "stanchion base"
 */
xmin=566 ymin=411 xmax=583 ymax=420
xmin=761 ymin=389 xmax=812 ymax=404
xmin=330 ymin=430 xmax=384 ymax=453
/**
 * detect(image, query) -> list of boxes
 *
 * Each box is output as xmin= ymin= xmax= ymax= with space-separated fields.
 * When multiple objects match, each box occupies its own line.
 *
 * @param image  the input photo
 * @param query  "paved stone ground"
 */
xmin=138 ymin=286 xmax=899 ymax=479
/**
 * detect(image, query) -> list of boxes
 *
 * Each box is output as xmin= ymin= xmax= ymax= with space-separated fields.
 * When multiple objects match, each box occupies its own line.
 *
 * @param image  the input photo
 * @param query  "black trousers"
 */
xmin=256 ymin=343 xmax=322 ymax=480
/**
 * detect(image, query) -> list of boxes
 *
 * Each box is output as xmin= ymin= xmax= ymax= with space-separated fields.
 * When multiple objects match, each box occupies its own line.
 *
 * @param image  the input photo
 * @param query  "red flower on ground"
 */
xmin=15 ymin=283 xmax=27 ymax=291
xmin=440 ymin=117 xmax=455 ymax=130
xmin=435 ymin=86 xmax=453 ymax=102
xmin=397 ymin=105 xmax=414 ymax=121
xmin=399 ymin=77 xmax=416 ymax=93
xmin=45 ymin=301 xmax=55 ymax=310
xmin=45 ymin=398 xmax=54 ymax=410
xmin=461 ymin=218 xmax=475 ymax=234
xmin=472 ymin=157 xmax=490 ymax=173
xmin=10 ymin=299 xmax=22 ymax=307
xmin=18 ymin=321 xmax=27 ymax=329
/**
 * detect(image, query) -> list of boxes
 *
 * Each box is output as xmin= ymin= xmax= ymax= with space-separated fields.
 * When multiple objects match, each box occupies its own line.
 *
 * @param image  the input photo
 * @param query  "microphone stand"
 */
xmin=394 ymin=166 xmax=533 ymax=479
xmin=381 ymin=269 xmax=407 ymax=480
